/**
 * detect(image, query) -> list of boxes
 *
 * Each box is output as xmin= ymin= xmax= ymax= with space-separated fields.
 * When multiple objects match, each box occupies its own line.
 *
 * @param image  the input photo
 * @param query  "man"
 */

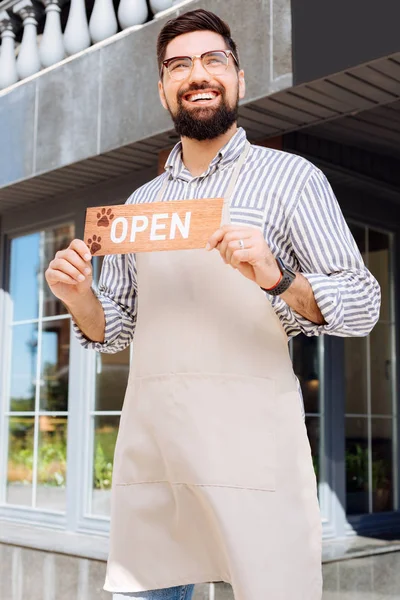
xmin=45 ymin=9 xmax=380 ymax=600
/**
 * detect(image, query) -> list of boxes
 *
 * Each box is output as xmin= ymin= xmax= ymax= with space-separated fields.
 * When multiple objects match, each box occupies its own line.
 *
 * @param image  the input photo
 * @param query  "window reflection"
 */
xmin=368 ymin=229 xmax=390 ymax=322
xmin=36 ymin=416 xmax=68 ymax=511
xmin=292 ymin=335 xmax=320 ymax=414
xmin=346 ymin=417 xmax=369 ymax=515
xmin=7 ymin=417 xmax=34 ymax=506
xmin=10 ymin=233 xmax=40 ymax=322
xmin=370 ymin=324 xmax=393 ymax=416
xmin=9 ymin=323 xmax=38 ymax=412
xmin=91 ymin=415 xmax=120 ymax=516
xmin=344 ymin=336 xmax=368 ymax=415
xmin=43 ymin=225 xmax=75 ymax=317
xmin=40 ymin=319 xmax=70 ymax=412
xmin=95 ymin=347 xmax=130 ymax=412
xmin=371 ymin=418 xmax=393 ymax=513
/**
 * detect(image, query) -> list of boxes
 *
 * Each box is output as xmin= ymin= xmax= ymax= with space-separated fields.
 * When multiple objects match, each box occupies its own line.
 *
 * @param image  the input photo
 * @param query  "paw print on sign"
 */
xmin=97 ymin=207 xmax=114 ymax=227
xmin=87 ymin=235 xmax=102 ymax=255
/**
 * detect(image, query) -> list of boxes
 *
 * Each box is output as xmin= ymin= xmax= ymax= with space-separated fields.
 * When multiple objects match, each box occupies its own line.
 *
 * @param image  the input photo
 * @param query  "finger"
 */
xmin=230 ymin=248 xmax=253 ymax=268
xmin=56 ymin=248 xmax=92 ymax=276
xmin=46 ymin=268 xmax=81 ymax=286
xmin=225 ymin=235 xmax=255 ymax=264
xmin=50 ymin=258 xmax=87 ymax=283
xmin=219 ymin=230 xmax=253 ymax=260
xmin=69 ymin=239 xmax=92 ymax=262
xmin=206 ymin=225 xmax=243 ymax=250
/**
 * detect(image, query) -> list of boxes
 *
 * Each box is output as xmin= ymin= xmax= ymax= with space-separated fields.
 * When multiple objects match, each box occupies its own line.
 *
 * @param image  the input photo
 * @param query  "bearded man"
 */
xmin=45 ymin=9 xmax=380 ymax=600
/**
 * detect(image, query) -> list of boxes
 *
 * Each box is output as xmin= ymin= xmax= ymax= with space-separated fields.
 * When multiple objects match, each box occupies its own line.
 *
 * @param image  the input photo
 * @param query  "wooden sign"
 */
xmin=84 ymin=199 xmax=224 ymax=256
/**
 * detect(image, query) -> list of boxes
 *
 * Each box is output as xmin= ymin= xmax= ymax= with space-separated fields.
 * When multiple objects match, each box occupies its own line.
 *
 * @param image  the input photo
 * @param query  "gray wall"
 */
xmin=291 ymin=0 xmax=400 ymax=84
xmin=0 ymin=0 xmax=292 ymax=192
xmin=2 ymin=542 xmax=400 ymax=599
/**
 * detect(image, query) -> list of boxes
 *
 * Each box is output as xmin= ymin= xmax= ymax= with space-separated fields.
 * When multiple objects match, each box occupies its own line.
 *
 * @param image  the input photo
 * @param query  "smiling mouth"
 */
xmin=183 ymin=90 xmax=220 ymax=104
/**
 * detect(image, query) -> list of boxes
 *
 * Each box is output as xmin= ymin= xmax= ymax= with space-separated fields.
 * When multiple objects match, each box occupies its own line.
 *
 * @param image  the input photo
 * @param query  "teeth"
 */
xmin=188 ymin=92 xmax=217 ymax=102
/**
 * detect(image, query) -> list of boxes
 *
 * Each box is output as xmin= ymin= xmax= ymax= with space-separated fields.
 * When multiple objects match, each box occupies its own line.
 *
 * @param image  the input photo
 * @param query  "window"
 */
xmin=86 ymin=258 xmax=130 ymax=518
xmin=292 ymin=336 xmax=324 ymax=491
xmin=344 ymin=224 xmax=396 ymax=516
xmin=3 ymin=225 xmax=74 ymax=512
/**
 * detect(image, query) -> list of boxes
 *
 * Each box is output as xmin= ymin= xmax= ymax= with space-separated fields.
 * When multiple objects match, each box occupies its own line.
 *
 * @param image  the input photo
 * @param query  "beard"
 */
xmin=168 ymin=83 xmax=239 ymax=141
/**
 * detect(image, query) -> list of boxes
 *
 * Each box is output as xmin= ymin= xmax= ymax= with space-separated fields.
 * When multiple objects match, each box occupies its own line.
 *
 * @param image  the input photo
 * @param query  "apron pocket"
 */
xmin=139 ymin=372 xmax=277 ymax=492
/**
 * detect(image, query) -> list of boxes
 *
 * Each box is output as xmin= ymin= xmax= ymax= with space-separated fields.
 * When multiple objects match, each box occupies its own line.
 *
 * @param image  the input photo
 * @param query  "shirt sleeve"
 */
xmin=272 ymin=167 xmax=381 ymax=338
xmin=72 ymin=252 xmax=138 ymax=354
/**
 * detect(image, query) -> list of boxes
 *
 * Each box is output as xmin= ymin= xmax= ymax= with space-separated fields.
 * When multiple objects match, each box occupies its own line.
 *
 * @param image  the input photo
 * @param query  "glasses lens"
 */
xmin=167 ymin=57 xmax=193 ymax=80
xmin=202 ymin=51 xmax=228 ymax=74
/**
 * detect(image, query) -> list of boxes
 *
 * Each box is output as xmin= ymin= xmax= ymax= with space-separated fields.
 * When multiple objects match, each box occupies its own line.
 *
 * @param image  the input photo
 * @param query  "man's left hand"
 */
xmin=207 ymin=225 xmax=282 ymax=290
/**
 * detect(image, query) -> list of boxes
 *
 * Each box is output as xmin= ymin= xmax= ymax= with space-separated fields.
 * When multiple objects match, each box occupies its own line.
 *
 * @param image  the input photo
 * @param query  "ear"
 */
xmin=238 ymin=69 xmax=246 ymax=100
xmin=158 ymin=79 xmax=169 ymax=110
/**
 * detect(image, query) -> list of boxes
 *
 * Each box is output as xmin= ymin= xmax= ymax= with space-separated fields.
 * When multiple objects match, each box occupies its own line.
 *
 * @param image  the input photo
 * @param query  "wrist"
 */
xmin=259 ymin=261 xmax=282 ymax=290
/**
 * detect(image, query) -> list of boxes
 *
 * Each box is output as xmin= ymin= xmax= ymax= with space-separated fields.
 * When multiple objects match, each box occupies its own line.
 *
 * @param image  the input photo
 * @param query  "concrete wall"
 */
xmin=2 ymin=542 xmax=400 ymax=600
xmin=0 ymin=0 xmax=292 ymax=192
xmin=291 ymin=0 xmax=400 ymax=84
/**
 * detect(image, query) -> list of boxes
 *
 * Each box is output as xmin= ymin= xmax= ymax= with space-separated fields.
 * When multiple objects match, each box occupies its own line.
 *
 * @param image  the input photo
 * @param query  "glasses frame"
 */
xmin=161 ymin=49 xmax=239 ymax=80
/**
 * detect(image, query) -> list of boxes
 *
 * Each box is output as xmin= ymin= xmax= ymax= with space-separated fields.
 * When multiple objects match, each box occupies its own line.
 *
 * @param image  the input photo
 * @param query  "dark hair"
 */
xmin=157 ymin=9 xmax=239 ymax=77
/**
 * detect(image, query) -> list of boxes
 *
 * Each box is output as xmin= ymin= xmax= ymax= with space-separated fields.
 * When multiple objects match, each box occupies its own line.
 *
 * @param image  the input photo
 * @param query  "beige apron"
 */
xmin=104 ymin=143 xmax=323 ymax=599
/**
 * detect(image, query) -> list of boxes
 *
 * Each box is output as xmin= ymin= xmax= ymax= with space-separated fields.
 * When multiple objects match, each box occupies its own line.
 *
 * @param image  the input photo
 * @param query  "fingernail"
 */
xmin=205 ymin=243 xmax=210 ymax=251
xmin=84 ymin=268 xmax=91 ymax=275
xmin=84 ymin=253 xmax=91 ymax=261
xmin=77 ymin=275 xmax=85 ymax=282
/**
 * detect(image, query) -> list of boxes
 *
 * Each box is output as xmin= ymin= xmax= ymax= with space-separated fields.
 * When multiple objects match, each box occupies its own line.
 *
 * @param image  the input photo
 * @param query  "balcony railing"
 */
xmin=0 ymin=0 xmax=189 ymax=90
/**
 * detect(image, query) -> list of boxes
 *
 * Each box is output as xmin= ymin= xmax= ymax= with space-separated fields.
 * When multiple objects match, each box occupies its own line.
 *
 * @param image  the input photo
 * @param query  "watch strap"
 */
xmin=261 ymin=258 xmax=296 ymax=296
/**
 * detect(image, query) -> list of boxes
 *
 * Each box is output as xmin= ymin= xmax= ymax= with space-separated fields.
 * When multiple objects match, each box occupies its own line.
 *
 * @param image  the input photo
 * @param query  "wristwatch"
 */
xmin=261 ymin=257 xmax=296 ymax=296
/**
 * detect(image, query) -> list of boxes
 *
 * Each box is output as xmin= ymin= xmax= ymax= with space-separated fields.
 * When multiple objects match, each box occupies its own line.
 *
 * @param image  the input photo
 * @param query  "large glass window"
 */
xmin=4 ymin=225 xmax=74 ymax=512
xmin=344 ymin=224 xmax=396 ymax=516
xmin=87 ymin=258 xmax=130 ymax=517
xmin=292 ymin=336 xmax=324 ymax=489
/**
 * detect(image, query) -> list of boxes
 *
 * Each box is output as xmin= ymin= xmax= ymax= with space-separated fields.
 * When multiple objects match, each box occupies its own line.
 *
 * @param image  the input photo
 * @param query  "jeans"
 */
xmin=113 ymin=585 xmax=195 ymax=600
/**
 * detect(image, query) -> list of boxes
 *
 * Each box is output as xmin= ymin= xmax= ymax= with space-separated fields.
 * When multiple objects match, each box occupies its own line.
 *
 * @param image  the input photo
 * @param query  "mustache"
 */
xmin=177 ymin=83 xmax=224 ymax=101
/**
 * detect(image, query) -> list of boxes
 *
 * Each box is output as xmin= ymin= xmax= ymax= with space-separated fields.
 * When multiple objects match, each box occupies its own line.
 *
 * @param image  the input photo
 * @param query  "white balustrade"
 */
xmin=0 ymin=13 xmax=18 ymax=89
xmin=118 ymin=0 xmax=147 ymax=30
xmin=89 ymin=0 xmax=117 ymax=44
xmin=63 ymin=0 xmax=90 ymax=55
xmin=39 ymin=0 xmax=65 ymax=68
xmin=150 ymin=0 xmax=173 ymax=15
xmin=13 ymin=0 xmax=41 ymax=79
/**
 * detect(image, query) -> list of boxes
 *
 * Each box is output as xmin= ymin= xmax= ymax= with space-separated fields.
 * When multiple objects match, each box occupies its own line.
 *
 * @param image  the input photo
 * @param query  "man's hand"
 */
xmin=45 ymin=239 xmax=93 ymax=308
xmin=207 ymin=225 xmax=325 ymax=325
xmin=206 ymin=225 xmax=281 ymax=290
xmin=45 ymin=239 xmax=106 ymax=342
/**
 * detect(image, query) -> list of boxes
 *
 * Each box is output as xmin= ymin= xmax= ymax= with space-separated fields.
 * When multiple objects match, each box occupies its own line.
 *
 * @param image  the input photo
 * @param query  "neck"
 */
xmin=180 ymin=124 xmax=238 ymax=177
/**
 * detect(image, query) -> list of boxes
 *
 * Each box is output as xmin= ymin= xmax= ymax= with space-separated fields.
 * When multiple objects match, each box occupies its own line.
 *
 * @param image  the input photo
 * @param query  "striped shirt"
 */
xmin=74 ymin=127 xmax=380 ymax=353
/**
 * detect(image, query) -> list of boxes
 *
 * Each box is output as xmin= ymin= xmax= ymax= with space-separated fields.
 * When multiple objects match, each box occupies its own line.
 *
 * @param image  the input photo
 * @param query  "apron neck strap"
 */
xmin=156 ymin=140 xmax=251 ymax=205
xmin=223 ymin=140 xmax=251 ymax=204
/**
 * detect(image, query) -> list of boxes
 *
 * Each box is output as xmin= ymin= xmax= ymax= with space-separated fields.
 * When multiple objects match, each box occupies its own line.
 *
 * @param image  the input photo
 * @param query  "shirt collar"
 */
xmin=164 ymin=127 xmax=248 ymax=181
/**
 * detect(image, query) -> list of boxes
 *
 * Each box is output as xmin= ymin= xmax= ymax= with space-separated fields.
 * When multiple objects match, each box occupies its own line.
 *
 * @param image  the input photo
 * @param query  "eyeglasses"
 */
xmin=161 ymin=50 xmax=239 ymax=81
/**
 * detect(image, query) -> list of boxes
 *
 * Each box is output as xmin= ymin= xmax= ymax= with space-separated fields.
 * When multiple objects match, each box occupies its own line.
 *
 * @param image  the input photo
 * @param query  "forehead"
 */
xmin=164 ymin=30 xmax=227 ymax=59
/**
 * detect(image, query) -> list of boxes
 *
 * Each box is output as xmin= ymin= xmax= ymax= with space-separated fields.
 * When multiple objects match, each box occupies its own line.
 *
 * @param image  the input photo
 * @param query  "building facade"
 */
xmin=0 ymin=0 xmax=400 ymax=598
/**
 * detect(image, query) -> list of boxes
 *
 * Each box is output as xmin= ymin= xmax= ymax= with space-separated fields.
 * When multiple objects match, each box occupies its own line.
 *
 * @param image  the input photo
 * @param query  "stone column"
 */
xmin=0 ymin=13 xmax=19 ymax=89
xmin=13 ymin=0 xmax=42 ymax=80
xmin=89 ymin=0 xmax=118 ymax=44
xmin=39 ymin=0 xmax=65 ymax=68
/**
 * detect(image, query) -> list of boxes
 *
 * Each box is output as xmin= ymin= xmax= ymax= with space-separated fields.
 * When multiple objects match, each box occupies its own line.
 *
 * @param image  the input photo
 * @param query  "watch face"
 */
xmin=277 ymin=257 xmax=296 ymax=278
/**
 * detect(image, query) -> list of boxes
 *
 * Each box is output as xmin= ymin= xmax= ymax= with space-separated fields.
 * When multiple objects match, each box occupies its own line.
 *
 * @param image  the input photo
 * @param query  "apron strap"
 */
xmin=223 ymin=140 xmax=251 ymax=204
xmin=155 ymin=139 xmax=251 ymax=220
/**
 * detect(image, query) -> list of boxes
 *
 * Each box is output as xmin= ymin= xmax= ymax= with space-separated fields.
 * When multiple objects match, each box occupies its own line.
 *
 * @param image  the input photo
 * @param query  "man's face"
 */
xmin=158 ymin=30 xmax=245 ymax=141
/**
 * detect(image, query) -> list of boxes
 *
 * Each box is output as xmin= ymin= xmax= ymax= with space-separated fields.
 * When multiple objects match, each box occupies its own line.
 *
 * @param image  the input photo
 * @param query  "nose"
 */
xmin=188 ymin=56 xmax=211 ymax=84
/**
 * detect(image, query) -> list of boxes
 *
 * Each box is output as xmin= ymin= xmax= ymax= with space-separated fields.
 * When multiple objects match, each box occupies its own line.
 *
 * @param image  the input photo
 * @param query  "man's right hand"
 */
xmin=45 ymin=239 xmax=93 ymax=308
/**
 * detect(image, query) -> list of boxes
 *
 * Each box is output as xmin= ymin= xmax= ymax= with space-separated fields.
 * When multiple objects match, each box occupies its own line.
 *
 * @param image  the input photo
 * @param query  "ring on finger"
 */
xmin=238 ymin=239 xmax=245 ymax=250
